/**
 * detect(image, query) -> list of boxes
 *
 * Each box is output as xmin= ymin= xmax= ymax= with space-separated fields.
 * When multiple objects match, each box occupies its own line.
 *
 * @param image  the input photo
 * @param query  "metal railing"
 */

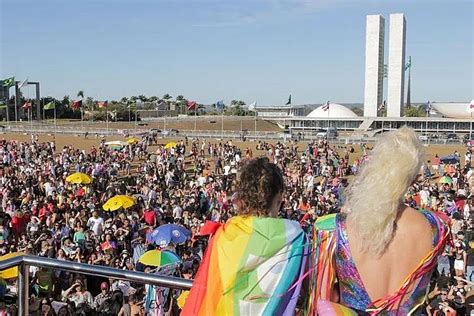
xmin=0 ymin=255 xmax=193 ymax=315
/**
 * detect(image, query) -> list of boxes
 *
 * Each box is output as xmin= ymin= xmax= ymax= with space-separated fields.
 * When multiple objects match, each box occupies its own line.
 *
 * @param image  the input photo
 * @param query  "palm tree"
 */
xmin=175 ymin=95 xmax=187 ymax=114
xmin=77 ymin=91 xmax=84 ymax=99
xmin=138 ymin=95 xmax=148 ymax=103
xmin=62 ymin=95 xmax=70 ymax=106
xmin=163 ymin=93 xmax=172 ymax=100
xmin=85 ymin=97 xmax=94 ymax=111
xmin=149 ymin=96 xmax=158 ymax=103
xmin=130 ymin=96 xmax=138 ymax=103
xmin=120 ymin=97 xmax=129 ymax=104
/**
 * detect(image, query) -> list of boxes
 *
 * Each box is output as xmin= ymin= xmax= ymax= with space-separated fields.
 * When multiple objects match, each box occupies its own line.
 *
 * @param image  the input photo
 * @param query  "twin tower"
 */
xmin=364 ymin=13 xmax=406 ymax=118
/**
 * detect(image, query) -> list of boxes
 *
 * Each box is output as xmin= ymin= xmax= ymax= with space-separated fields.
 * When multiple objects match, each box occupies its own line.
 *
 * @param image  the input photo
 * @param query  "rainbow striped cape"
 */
xmin=182 ymin=216 xmax=307 ymax=316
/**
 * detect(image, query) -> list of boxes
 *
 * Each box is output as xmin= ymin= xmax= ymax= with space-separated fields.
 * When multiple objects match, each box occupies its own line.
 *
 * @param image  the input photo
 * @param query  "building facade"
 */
xmin=387 ymin=13 xmax=406 ymax=117
xmin=363 ymin=15 xmax=385 ymax=117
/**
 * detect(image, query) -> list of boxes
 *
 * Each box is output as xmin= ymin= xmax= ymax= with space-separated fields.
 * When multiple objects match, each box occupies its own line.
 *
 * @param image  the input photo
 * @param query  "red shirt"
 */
xmin=11 ymin=215 xmax=26 ymax=234
xmin=143 ymin=210 xmax=156 ymax=226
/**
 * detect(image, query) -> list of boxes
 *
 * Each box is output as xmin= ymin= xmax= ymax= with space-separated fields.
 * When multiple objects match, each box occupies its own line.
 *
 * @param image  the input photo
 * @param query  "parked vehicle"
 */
xmin=317 ymin=128 xmax=338 ymax=139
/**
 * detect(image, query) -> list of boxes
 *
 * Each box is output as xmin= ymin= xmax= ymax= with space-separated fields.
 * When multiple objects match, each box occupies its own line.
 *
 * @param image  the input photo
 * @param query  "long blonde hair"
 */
xmin=344 ymin=127 xmax=423 ymax=256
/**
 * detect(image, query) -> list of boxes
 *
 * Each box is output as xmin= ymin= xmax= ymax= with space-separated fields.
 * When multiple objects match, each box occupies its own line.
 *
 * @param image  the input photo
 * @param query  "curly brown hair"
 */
xmin=234 ymin=157 xmax=284 ymax=216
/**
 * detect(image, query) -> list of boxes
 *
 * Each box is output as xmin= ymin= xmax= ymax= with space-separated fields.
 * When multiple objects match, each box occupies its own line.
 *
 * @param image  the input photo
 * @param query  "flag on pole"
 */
xmin=405 ymin=56 xmax=411 ymax=71
xmin=97 ymin=101 xmax=108 ymax=108
xmin=467 ymin=100 xmax=474 ymax=113
xmin=71 ymin=100 xmax=82 ymax=110
xmin=378 ymin=100 xmax=386 ymax=111
xmin=44 ymin=101 xmax=55 ymax=110
xmin=1 ymin=77 xmax=15 ymax=88
xmin=18 ymin=78 xmax=28 ymax=89
xmin=285 ymin=95 xmax=292 ymax=105
xmin=216 ymin=100 xmax=225 ymax=111
xmin=22 ymin=101 xmax=32 ymax=109
xmin=322 ymin=101 xmax=330 ymax=111
xmin=425 ymin=101 xmax=432 ymax=112
xmin=248 ymin=101 xmax=257 ymax=111
xmin=187 ymin=101 xmax=197 ymax=111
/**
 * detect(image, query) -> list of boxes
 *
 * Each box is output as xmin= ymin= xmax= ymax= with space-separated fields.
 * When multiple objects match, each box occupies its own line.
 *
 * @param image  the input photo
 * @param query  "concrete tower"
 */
xmin=363 ymin=15 xmax=385 ymax=117
xmin=387 ymin=13 xmax=406 ymax=117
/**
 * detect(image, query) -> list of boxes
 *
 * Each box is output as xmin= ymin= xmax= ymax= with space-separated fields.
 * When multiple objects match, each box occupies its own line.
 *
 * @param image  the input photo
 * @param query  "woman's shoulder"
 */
xmin=399 ymin=207 xmax=448 ymax=244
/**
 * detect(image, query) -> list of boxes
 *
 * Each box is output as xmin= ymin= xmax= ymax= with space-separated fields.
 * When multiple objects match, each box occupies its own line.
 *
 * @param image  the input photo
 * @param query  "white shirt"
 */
xmin=87 ymin=217 xmax=104 ymax=236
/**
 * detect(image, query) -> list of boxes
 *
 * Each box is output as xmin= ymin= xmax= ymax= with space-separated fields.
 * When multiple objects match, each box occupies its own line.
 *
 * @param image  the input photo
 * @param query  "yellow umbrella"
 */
xmin=102 ymin=195 xmax=136 ymax=211
xmin=66 ymin=172 xmax=92 ymax=184
xmin=177 ymin=291 xmax=190 ymax=309
xmin=0 ymin=252 xmax=23 ymax=279
xmin=127 ymin=137 xmax=140 ymax=145
xmin=164 ymin=142 xmax=177 ymax=149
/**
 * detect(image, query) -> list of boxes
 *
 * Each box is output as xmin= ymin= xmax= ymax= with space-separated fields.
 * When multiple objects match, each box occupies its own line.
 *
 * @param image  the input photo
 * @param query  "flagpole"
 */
xmin=54 ymin=103 xmax=57 ymax=134
xmin=194 ymin=107 xmax=197 ymax=131
xmin=221 ymin=109 xmax=224 ymax=140
xmin=106 ymin=107 xmax=109 ymax=134
xmin=5 ymin=101 xmax=9 ymax=126
xmin=29 ymin=106 xmax=32 ymax=134
xmin=135 ymin=106 xmax=137 ymax=131
xmin=254 ymin=106 xmax=257 ymax=137
xmin=14 ymin=83 xmax=18 ymax=122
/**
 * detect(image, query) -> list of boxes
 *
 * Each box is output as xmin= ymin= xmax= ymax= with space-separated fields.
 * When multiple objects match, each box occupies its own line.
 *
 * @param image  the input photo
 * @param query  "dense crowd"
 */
xmin=0 ymin=132 xmax=472 ymax=315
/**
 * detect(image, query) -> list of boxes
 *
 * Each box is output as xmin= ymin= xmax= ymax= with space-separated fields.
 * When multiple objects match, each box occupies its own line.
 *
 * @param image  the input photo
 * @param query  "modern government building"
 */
xmin=255 ymin=13 xmax=473 ymax=137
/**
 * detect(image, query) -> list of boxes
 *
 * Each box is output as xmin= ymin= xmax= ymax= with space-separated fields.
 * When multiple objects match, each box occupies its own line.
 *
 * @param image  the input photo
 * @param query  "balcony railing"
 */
xmin=0 ymin=255 xmax=193 ymax=315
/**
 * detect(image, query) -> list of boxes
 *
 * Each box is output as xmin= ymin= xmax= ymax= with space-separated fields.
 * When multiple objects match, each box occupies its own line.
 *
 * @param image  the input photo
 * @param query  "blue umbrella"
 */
xmin=440 ymin=154 xmax=459 ymax=164
xmin=147 ymin=224 xmax=191 ymax=247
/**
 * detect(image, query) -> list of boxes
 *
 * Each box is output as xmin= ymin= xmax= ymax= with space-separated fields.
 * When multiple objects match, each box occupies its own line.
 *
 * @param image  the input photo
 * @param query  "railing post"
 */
xmin=17 ymin=263 xmax=29 ymax=316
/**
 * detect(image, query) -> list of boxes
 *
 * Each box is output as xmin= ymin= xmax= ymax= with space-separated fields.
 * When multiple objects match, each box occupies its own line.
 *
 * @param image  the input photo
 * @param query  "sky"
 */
xmin=0 ymin=0 xmax=472 ymax=105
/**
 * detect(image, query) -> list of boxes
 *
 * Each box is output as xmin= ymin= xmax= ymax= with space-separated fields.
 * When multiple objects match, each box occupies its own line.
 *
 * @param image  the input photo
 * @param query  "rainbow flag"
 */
xmin=182 ymin=216 xmax=307 ymax=316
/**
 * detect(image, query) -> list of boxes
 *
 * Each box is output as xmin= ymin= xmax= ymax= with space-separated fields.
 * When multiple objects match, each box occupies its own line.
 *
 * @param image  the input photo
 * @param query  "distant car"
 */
xmin=138 ymin=122 xmax=148 ymax=126
xmin=445 ymin=133 xmax=459 ymax=143
xmin=162 ymin=129 xmax=179 ymax=136
xmin=317 ymin=128 xmax=338 ymax=139
xmin=418 ymin=135 xmax=429 ymax=141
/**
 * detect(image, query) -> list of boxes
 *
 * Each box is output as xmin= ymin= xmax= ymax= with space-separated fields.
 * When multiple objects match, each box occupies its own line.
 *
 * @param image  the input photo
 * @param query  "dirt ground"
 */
xmin=13 ymin=117 xmax=281 ymax=132
xmin=0 ymin=132 xmax=468 ymax=165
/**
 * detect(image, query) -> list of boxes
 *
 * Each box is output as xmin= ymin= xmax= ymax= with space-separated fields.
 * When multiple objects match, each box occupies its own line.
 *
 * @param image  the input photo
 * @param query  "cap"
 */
xmin=100 ymin=282 xmax=109 ymax=290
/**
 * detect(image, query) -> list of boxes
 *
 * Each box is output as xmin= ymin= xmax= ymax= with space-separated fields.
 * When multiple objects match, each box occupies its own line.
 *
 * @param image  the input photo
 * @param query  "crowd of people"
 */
xmin=0 ymin=129 xmax=472 ymax=315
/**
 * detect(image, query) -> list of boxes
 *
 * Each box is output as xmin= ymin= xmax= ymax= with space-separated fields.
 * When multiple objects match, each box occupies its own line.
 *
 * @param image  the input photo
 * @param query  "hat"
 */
xmin=100 ymin=282 xmax=109 ymax=290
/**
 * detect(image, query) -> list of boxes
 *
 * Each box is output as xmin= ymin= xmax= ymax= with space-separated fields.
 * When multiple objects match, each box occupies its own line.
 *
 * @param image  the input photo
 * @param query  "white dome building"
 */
xmin=431 ymin=102 xmax=472 ymax=119
xmin=306 ymin=103 xmax=358 ymax=118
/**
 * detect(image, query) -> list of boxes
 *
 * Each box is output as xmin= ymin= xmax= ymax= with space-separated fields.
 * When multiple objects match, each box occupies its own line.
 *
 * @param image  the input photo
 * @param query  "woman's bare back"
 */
xmin=346 ymin=207 xmax=433 ymax=301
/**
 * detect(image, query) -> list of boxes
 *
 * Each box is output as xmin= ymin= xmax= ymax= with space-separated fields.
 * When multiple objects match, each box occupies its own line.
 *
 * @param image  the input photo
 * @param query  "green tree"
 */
xmin=138 ymin=95 xmax=148 ymax=103
xmin=404 ymin=106 xmax=424 ymax=117
xmin=175 ymin=95 xmax=187 ymax=114
xmin=163 ymin=93 xmax=172 ymax=100
xmin=120 ymin=97 xmax=129 ymax=104
xmin=77 ymin=90 xmax=84 ymax=99
xmin=85 ymin=97 xmax=95 ymax=111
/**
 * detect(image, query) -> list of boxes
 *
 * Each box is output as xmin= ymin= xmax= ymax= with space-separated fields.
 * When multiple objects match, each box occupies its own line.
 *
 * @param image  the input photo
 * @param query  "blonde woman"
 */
xmin=310 ymin=127 xmax=449 ymax=314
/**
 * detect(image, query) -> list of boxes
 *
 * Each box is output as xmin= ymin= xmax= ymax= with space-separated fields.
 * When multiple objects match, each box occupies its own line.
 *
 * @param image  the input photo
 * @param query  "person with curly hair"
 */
xmin=182 ymin=157 xmax=307 ymax=316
